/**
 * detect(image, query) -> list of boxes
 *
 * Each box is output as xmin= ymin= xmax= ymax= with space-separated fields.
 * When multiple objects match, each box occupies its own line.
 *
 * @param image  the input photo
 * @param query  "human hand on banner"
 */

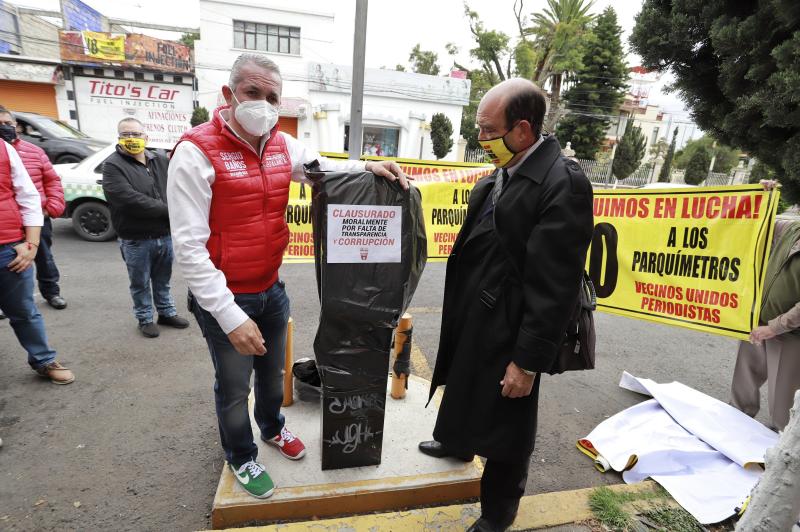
xmin=228 ymin=318 xmax=267 ymax=355
xmin=760 ymin=180 xmax=780 ymax=191
xmin=749 ymin=325 xmax=777 ymax=344
xmin=365 ymin=160 xmax=413 ymax=191
xmin=500 ymin=361 xmax=535 ymax=398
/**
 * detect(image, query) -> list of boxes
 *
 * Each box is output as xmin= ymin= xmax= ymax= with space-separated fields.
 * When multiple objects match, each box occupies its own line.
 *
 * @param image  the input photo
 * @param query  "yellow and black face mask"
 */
xmin=118 ymin=137 xmax=146 ymax=155
xmin=479 ymin=121 xmax=520 ymax=168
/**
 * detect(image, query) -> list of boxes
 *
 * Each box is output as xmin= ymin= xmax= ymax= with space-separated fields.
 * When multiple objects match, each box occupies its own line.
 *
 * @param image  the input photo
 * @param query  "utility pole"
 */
xmin=348 ymin=0 xmax=368 ymax=160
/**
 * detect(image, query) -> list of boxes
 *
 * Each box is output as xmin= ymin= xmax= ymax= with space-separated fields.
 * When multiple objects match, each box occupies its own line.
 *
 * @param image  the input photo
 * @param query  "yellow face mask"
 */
xmin=118 ymin=137 xmax=146 ymax=155
xmin=479 ymin=121 xmax=520 ymax=168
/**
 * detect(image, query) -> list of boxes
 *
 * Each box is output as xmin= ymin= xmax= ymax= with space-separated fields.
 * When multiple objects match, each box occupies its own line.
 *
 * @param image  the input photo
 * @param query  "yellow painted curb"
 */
xmin=205 ymin=480 xmax=661 ymax=531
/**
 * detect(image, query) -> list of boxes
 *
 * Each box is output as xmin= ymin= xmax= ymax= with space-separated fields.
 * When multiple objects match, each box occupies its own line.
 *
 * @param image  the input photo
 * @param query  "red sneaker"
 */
xmin=264 ymin=427 xmax=306 ymax=460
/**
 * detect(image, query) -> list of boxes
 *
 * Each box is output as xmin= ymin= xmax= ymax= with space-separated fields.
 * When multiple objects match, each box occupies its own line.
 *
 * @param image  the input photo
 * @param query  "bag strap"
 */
xmin=582 ymin=271 xmax=597 ymax=311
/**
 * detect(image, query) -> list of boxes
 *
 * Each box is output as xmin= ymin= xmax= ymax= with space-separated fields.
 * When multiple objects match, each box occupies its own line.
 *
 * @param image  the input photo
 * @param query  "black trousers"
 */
xmin=34 ymin=217 xmax=60 ymax=298
xmin=480 ymin=455 xmax=531 ymax=529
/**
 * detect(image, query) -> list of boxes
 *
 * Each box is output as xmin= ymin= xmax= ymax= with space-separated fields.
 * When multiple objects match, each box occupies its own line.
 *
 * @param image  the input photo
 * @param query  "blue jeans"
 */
xmin=191 ymin=281 xmax=290 ymax=467
xmin=34 ymin=217 xmax=60 ymax=298
xmin=0 ymin=243 xmax=58 ymax=368
xmin=119 ymin=236 xmax=177 ymax=325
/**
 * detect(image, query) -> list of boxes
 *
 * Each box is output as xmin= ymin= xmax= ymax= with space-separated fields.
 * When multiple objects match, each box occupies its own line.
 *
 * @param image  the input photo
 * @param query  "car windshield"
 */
xmin=31 ymin=117 xmax=89 ymax=139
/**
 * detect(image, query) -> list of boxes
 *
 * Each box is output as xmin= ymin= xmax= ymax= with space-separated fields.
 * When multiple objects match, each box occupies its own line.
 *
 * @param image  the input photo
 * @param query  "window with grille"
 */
xmin=233 ymin=20 xmax=300 ymax=55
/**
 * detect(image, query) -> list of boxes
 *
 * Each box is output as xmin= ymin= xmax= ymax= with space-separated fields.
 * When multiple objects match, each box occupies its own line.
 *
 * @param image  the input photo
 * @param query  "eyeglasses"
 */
xmin=119 ymin=132 xmax=144 ymax=138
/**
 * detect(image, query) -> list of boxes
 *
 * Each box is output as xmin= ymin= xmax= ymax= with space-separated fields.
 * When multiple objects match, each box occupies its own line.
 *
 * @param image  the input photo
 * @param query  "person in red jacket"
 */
xmin=168 ymin=53 xmax=409 ymax=499
xmin=0 ymin=107 xmax=67 ymax=310
xmin=0 ymin=134 xmax=74 ymax=385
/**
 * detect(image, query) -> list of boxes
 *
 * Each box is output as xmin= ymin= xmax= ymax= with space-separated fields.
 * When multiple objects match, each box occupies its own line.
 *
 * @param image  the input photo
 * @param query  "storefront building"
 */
xmin=194 ymin=0 xmax=469 ymax=161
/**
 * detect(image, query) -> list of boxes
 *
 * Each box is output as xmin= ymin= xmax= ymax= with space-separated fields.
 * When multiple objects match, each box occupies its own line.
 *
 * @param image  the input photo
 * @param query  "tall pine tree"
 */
xmin=658 ymin=127 xmax=678 ymax=182
xmin=630 ymin=0 xmax=800 ymax=203
xmin=612 ymin=120 xmax=646 ymax=179
xmin=684 ymin=146 xmax=711 ymax=185
xmin=555 ymin=7 xmax=628 ymax=159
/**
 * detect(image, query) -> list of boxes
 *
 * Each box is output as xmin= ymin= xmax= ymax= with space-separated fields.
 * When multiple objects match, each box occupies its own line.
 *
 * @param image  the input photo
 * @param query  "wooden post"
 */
xmin=391 ymin=313 xmax=413 ymax=400
xmin=282 ymin=317 xmax=294 ymax=407
xmin=736 ymin=390 xmax=800 ymax=531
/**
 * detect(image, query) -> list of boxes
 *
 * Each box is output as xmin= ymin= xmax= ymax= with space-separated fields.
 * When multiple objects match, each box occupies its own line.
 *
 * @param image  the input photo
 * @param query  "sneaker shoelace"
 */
xmin=279 ymin=427 xmax=296 ymax=443
xmin=241 ymin=461 xmax=264 ymax=478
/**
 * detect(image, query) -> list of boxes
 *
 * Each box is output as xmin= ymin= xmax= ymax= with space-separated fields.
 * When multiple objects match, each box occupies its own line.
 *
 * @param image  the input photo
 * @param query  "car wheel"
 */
xmin=71 ymin=202 xmax=116 ymax=242
xmin=56 ymin=154 xmax=83 ymax=164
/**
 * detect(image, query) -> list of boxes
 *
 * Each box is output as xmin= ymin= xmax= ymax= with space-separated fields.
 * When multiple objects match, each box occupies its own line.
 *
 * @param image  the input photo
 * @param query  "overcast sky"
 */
xmin=14 ymin=0 xmax=700 ymax=139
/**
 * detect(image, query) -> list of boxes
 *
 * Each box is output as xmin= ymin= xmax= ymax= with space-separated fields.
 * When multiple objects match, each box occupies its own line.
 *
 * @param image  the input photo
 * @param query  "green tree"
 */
xmin=749 ymin=160 xmax=775 ymax=184
xmin=554 ymin=7 xmax=628 ymax=158
xmin=684 ymin=146 xmax=711 ymax=185
xmin=179 ymin=32 xmax=199 ymax=49
xmin=629 ymin=0 xmax=800 ymax=204
xmin=460 ymin=70 xmax=493 ymax=151
xmin=430 ymin=113 xmax=454 ymax=159
xmin=445 ymin=39 xmax=493 ymax=151
xmin=523 ymin=0 xmax=596 ymax=130
xmin=408 ymin=44 xmax=440 ymax=75
xmin=673 ymin=136 xmax=739 ymax=173
xmin=658 ymin=127 xmax=678 ymax=182
xmin=464 ymin=3 xmax=512 ymax=83
xmin=612 ymin=120 xmax=646 ymax=179
xmin=190 ymin=106 xmax=209 ymax=127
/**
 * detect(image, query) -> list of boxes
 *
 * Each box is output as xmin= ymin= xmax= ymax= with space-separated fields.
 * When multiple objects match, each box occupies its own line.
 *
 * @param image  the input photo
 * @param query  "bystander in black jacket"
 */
xmin=102 ymin=145 xmax=170 ymax=240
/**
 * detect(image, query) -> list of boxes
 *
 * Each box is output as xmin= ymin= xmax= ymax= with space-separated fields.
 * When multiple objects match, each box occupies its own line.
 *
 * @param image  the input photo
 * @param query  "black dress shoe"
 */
xmin=46 ymin=295 xmax=67 ymax=309
xmin=418 ymin=440 xmax=474 ymax=462
xmin=157 ymin=314 xmax=190 ymax=328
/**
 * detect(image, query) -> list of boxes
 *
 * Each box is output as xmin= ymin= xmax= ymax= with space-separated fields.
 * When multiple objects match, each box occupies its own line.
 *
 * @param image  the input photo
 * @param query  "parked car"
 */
xmin=13 ymin=111 xmax=107 ymax=164
xmin=54 ymin=144 xmax=116 ymax=242
xmin=55 ymin=144 xmax=172 ymax=242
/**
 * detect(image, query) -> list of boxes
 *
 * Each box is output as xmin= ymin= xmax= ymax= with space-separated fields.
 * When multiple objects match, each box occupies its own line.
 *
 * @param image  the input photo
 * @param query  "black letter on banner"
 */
xmin=589 ymin=222 xmax=619 ymax=298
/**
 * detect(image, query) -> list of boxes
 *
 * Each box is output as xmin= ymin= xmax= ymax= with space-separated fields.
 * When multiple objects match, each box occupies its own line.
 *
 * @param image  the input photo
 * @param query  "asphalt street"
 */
xmin=0 ymin=218 xmax=770 ymax=531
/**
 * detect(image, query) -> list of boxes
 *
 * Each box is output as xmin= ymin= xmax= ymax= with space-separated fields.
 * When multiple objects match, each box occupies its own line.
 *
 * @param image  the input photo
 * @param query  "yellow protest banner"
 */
xmin=82 ymin=31 xmax=125 ymax=61
xmin=587 ymin=185 xmax=780 ymax=340
xmin=283 ymin=154 xmax=493 ymax=263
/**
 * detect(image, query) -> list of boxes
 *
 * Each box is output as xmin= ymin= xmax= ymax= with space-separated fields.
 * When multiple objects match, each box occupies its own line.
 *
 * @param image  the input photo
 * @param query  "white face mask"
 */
xmin=231 ymin=92 xmax=279 ymax=136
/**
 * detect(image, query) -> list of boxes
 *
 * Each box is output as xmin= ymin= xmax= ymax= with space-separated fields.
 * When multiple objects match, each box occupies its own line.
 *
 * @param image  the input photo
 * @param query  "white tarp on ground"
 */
xmin=581 ymin=372 xmax=778 ymax=524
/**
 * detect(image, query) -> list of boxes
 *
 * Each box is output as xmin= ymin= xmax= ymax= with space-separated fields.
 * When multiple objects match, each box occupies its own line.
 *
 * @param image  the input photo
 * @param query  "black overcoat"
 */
xmin=428 ymin=135 xmax=593 ymax=463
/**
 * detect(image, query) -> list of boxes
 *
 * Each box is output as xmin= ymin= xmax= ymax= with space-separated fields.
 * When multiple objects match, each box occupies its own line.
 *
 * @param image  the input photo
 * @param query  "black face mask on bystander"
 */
xmin=0 ymin=124 xmax=17 ymax=143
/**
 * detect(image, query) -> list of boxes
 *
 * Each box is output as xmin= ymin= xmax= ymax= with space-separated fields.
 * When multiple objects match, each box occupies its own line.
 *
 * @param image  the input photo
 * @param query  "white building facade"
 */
xmin=194 ymin=0 xmax=469 ymax=161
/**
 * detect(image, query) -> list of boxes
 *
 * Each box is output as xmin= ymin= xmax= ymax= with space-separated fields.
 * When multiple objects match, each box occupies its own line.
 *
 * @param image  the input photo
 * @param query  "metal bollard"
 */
xmin=390 ymin=313 xmax=413 ymax=400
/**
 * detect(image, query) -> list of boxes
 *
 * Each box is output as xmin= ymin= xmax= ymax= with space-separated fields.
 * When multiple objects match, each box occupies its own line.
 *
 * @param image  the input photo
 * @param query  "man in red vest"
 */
xmin=0 ymin=107 xmax=67 ymax=311
xmin=0 ymin=134 xmax=74 ymax=385
xmin=168 ymin=53 xmax=408 ymax=499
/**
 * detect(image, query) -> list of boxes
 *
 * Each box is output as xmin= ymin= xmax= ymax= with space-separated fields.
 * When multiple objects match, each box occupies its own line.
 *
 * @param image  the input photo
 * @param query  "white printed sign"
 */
xmin=73 ymin=76 xmax=193 ymax=148
xmin=327 ymin=204 xmax=402 ymax=263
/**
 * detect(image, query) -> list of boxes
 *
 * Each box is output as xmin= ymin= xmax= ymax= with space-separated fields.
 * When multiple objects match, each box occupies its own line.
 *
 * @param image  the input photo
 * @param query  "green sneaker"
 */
xmin=230 ymin=460 xmax=274 ymax=499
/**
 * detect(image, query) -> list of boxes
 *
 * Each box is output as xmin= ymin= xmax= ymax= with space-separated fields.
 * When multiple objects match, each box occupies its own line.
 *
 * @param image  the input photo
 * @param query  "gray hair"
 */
xmin=229 ymin=53 xmax=281 ymax=89
xmin=117 ymin=117 xmax=143 ymax=132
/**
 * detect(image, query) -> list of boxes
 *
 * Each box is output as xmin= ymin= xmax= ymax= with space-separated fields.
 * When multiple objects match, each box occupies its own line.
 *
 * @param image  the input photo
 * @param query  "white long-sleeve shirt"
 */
xmin=168 ymin=124 xmax=366 ymax=334
xmin=8 ymin=140 xmax=44 ymax=227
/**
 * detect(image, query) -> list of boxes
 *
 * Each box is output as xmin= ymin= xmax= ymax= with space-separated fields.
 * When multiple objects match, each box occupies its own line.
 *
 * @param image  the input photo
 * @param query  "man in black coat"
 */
xmin=102 ymin=117 xmax=189 ymax=338
xmin=419 ymin=79 xmax=594 ymax=532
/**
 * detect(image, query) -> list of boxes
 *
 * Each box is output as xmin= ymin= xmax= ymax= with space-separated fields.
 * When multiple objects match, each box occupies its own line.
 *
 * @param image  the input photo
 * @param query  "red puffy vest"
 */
xmin=176 ymin=106 xmax=292 ymax=293
xmin=12 ymin=138 xmax=65 ymax=217
xmin=0 ymin=141 xmax=24 ymax=245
